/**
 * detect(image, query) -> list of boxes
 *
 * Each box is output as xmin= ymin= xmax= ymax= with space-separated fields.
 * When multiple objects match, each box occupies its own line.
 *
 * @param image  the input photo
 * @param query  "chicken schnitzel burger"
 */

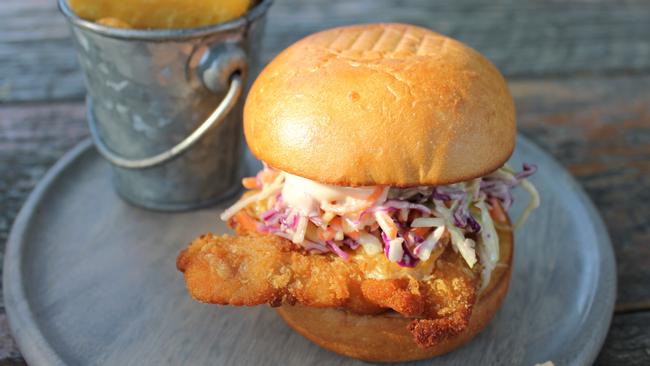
xmin=176 ymin=23 xmax=539 ymax=362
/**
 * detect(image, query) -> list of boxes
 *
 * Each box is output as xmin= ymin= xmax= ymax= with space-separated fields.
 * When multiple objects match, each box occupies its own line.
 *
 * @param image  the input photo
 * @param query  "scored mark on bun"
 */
xmin=313 ymin=24 xmax=454 ymax=60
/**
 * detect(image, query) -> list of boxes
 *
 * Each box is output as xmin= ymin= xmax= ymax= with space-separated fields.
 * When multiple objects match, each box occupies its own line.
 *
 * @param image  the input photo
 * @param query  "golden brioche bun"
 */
xmin=244 ymin=23 xmax=515 ymax=186
xmin=276 ymin=223 xmax=513 ymax=362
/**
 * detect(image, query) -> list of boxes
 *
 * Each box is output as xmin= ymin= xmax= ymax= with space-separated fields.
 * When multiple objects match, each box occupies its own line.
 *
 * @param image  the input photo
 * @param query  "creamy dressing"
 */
xmin=282 ymin=173 xmax=379 ymax=216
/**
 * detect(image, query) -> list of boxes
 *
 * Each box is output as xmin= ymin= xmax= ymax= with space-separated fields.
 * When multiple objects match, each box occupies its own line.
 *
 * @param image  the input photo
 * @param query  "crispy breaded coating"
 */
xmin=409 ymin=250 xmax=478 ymax=347
xmin=177 ymin=233 xmax=357 ymax=307
xmin=177 ymin=233 xmax=479 ymax=347
xmin=361 ymin=278 xmax=424 ymax=317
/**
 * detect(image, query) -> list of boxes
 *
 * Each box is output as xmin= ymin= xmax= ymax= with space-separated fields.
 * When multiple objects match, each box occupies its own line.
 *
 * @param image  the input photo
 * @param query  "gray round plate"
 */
xmin=4 ymin=135 xmax=616 ymax=366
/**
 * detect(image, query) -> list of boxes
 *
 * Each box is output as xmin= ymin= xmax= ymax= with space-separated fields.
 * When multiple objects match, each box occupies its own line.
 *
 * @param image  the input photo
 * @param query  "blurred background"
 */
xmin=1 ymin=0 xmax=649 ymax=365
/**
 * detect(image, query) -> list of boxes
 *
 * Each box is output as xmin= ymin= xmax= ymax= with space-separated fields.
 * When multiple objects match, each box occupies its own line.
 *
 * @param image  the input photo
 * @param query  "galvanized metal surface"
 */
xmin=3 ymin=135 xmax=616 ymax=366
xmin=59 ymin=0 xmax=272 ymax=211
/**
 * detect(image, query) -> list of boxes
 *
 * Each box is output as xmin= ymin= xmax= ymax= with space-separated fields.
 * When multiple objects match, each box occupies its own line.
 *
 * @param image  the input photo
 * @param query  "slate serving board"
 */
xmin=3 ymin=135 xmax=616 ymax=366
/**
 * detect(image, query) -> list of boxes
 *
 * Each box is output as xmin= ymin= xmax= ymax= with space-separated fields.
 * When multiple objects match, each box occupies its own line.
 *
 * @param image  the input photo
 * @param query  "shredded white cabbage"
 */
xmin=411 ymin=217 xmax=445 ymax=228
xmin=433 ymin=200 xmax=477 ymax=268
xmin=415 ymin=226 xmax=445 ymax=261
xmin=514 ymin=179 xmax=540 ymax=229
xmin=387 ymin=238 xmax=405 ymax=262
xmin=358 ymin=233 xmax=382 ymax=255
xmin=219 ymin=172 xmax=285 ymax=221
xmin=292 ymin=214 xmax=309 ymax=244
xmin=476 ymin=200 xmax=499 ymax=290
xmin=456 ymin=238 xmax=478 ymax=268
xmin=374 ymin=211 xmax=396 ymax=238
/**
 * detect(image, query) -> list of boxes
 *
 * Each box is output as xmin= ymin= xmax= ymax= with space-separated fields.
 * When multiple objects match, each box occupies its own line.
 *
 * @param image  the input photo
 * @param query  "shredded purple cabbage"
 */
xmin=381 ymin=232 xmax=390 ymax=256
xmin=382 ymin=200 xmax=432 ymax=215
xmin=432 ymin=186 xmax=466 ymax=201
xmin=398 ymin=243 xmax=418 ymax=268
xmin=303 ymin=240 xmax=329 ymax=253
xmin=381 ymin=232 xmax=419 ymax=267
xmin=241 ymin=163 xmax=536 ymax=267
xmin=327 ymin=241 xmax=349 ymax=260
xmin=481 ymin=163 xmax=537 ymax=210
xmin=343 ymin=238 xmax=360 ymax=250
xmin=516 ymin=163 xmax=537 ymax=180
xmin=261 ymin=209 xmax=278 ymax=221
xmin=453 ymin=203 xmax=481 ymax=233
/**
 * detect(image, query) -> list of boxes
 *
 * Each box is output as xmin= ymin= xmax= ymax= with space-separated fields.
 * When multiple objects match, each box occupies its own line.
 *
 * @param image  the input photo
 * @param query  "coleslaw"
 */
xmin=221 ymin=163 xmax=539 ymax=286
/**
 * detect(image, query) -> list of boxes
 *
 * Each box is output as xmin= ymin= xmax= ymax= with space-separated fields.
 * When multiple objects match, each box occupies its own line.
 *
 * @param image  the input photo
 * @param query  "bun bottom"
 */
xmin=276 ymin=228 xmax=513 ymax=362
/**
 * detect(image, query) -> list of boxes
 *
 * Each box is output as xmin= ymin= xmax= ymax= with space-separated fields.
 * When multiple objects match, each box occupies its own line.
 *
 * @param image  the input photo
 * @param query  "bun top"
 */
xmin=244 ymin=23 xmax=515 ymax=186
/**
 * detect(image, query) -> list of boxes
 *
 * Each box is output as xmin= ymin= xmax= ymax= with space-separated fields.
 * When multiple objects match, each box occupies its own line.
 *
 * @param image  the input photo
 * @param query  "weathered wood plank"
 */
xmin=0 ymin=101 xmax=86 ymax=362
xmin=0 ymin=0 xmax=84 ymax=102
xmin=0 ymin=315 xmax=25 ymax=366
xmin=2 ymin=0 xmax=650 ymax=102
xmin=0 ymin=102 xmax=87 ymax=247
xmin=596 ymin=311 xmax=650 ymax=366
xmin=512 ymin=75 xmax=650 ymax=307
xmin=265 ymin=0 xmax=650 ymax=77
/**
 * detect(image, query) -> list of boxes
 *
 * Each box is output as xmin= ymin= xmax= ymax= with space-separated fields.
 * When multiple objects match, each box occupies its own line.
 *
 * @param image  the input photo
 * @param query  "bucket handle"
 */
xmin=87 ymin=72 xmax=243 ymax=169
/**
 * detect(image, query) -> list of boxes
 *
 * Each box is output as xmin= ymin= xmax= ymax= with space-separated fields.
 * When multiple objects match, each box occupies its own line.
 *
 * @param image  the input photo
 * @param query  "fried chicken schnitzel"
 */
xmin=176 ymin=232 xmax=482 ymax=347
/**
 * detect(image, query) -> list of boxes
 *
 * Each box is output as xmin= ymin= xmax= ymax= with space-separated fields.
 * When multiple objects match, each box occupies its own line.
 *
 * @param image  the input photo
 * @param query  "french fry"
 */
xmin=96 ymin=17 xmax=132 ymax=28
xmin=69 ymin=0 xmax=251 ymax=29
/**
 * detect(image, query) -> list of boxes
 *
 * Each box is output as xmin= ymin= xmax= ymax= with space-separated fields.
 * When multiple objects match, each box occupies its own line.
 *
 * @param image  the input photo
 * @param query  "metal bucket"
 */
xmin=58 ymin=0 xmax=272 ymax=211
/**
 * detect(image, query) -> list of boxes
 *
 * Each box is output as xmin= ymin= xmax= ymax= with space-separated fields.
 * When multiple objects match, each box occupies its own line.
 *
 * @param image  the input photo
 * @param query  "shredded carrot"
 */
xmin=489 ymin=198 xmax=507 ymax=223
xmin=234 ymin=211 xmax=258 ymax=232
xmin=353 ymin=186 xmax=386 ymax=213
xmin=259 ymin=170 xmax=279 ymax=184
xmin=328 ymin=217 xmax=345 ymax=240
xmin=366 ymin=186 xmax=385 ymax=203
xmin=242 ymin=177 xmax=258 ymax=189
xmin=385 ymin=226 xmax=397 ymax=240
xmin=410 ymin=227 xmax=430 ymax=237
xmin=345 ymin=231 xmax=361 ymax=240
xmin=408 ymin=209 xmax=423 ymax=222
xmin=375 ymin=211 xmax=398 ymax=240
xmin=318 ymin=227 xmax=336 ymax=241
xmin=328 ymin=217 xmax=342 ymax=230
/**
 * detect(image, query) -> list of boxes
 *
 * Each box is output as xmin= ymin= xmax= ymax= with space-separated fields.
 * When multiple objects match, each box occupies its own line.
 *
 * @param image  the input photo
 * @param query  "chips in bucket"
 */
xmin=69 ymin=0 xmax=251 ymax=29
xmin=96 ymin=17 xmax=132 ymax=28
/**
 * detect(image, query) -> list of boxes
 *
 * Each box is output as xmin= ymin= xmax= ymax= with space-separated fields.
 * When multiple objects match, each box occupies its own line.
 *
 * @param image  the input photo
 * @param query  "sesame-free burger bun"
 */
xmin=244 ymin=23 xmax=515 ymax=186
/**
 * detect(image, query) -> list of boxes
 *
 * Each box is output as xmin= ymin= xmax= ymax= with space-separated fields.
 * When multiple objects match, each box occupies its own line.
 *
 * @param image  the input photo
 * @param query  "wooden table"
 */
xmin=1 ymin=0 xmax=649 ymax=364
